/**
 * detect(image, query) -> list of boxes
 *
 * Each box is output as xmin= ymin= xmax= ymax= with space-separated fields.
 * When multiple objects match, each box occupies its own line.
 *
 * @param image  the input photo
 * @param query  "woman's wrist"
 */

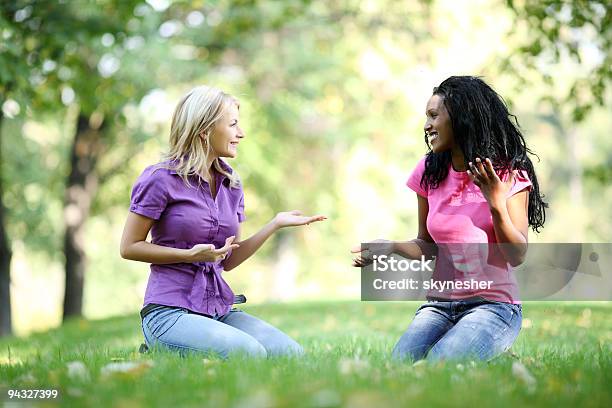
xmin=270 ymin=216 xmax=282 ymax=231
xmin=488 ymin=197 xmax=507 ymax=213
xmin=181 ymin=247 xmax=194 ymax=262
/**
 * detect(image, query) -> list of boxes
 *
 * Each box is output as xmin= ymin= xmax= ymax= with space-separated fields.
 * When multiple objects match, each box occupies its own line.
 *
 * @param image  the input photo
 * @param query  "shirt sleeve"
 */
xmin=129 ymin=167 xmax=169 ymax=220
xmin=406 ymin=156 xmax=429 ymax=197
xmin=506 ymin=169 xmax=533 ymax=198
xmin=237 ymin=192 xmax=246 ymax=223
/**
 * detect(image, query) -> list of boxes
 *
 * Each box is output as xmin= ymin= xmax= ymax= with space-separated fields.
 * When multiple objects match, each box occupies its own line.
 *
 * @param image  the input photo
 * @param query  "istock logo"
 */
xmin=372 ymin=255 xmax=435 ymax=272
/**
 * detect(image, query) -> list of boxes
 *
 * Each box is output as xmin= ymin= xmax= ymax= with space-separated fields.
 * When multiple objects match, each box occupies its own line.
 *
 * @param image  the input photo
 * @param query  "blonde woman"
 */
xmin=120 ymin=86 xmax=326 ymax=358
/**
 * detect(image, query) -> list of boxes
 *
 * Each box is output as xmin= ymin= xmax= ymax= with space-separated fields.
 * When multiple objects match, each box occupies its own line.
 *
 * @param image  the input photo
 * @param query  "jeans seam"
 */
xmin=485 ymin=306 xmax=521 ymax=361
xmin=149 ymin=335 xmax=211 ymax=354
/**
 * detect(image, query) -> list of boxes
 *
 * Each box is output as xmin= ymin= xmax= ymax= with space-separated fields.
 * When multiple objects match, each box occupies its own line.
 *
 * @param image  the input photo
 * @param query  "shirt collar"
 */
xmin=167 ymin=158 xmax=233 ymax=184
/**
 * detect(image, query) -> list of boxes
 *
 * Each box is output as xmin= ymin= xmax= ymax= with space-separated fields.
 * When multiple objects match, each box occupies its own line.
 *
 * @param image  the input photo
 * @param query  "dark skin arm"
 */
xmin=351 ymin=194 xmax=437 ymax=266
xmin=468 ymin=157 xmax=529 ymax=266
xmin=352 ymin=157 xmax=529 ymax=267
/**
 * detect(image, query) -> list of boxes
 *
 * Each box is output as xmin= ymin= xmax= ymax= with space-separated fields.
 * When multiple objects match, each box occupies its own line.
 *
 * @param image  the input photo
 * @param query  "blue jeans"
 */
xmin=141 ymin=306 xmax=303 ymax=359
xmin=392 ymin=298 xmax=522 ymax=362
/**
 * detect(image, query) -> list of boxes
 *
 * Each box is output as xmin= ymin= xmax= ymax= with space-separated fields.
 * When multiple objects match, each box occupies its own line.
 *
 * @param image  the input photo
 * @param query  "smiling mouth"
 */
xmin=427 ymin=132 xmax=439 ymax=144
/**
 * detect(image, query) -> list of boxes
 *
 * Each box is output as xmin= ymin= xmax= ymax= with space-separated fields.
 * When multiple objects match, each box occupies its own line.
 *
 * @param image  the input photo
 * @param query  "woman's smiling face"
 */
xmin=424 ymin=94 xmax=455 ymax=153
xmin=209 ymin=102 xmax=244 ymax=159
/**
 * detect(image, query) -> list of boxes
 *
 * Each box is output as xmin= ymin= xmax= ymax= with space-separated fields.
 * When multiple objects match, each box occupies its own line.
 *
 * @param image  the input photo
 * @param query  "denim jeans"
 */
xmin=391 ymin=298 xmax=522 ymax=362
xmin=141 ymin=306 xmax=303 ymax=359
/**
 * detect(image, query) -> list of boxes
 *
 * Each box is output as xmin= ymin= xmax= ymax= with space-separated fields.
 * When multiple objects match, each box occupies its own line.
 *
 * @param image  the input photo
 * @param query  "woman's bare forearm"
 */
xmin=490 ymin=202 xmax=528 ymax=266
xmin=393 ymin=238 xmax=438 ymax=260
xmin=223 ymin=220 xmax=278 ymax=271
xmin=120 ymin=241 xmax=191 ymax=264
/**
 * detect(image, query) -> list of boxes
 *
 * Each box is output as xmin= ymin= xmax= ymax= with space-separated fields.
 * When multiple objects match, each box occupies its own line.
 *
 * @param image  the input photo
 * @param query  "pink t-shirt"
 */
xmin=406 ymin=156 xmax=532 ymax=303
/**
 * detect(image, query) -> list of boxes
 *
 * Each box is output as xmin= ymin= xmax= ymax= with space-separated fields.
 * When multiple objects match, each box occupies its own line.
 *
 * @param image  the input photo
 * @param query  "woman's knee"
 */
xmin=391 ymin=306 xmax=453 ymax=362
xmin=391 ymin=336 xmax=427 ymax=362
xmin=225 ymin=336 xmax=268 ymax=358
xmin=264 ymin=337 xmax=304 ymax=357
xmin=427 ymin=304 xmax=522 ymax=362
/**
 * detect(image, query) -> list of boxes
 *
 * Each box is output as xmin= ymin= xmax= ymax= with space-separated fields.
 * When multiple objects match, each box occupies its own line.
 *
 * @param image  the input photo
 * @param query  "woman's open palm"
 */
xmin=274 ymin=210 xmax=327 ymax=228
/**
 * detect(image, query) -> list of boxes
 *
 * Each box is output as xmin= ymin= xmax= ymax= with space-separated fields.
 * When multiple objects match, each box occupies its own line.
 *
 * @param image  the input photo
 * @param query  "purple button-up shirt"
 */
xmin=130 ymin=159 xmax=245 ymax=317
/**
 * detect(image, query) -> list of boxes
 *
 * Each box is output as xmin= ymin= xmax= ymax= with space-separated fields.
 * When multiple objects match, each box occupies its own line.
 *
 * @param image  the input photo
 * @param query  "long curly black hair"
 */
xmin=421 ymin=76 xmax=547 ymax=232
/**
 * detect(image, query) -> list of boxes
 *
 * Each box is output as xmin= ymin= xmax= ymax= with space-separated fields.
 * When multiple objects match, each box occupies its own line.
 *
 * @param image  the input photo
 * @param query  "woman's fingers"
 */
xmin=214 ymin=243 xmax=239 ymax=255
xmin=469 ymin=158 xmax=496 ymax=186
xmin=306 ymin=215 xmax=327 ymax=224
xmin=192 ymin=243 xmax=215 ymax=252
xmin=484 ymin=158 xmax=499 ymax=180
xmin=350 ymin=245 xmax=363 ymax=254
xmin=468 ymin=161 xmax=479 ymax=178
xmin=466 ymin=168 xmax=480 ymax=186
xmin=475 ymin=158 xmax=489 ymax=182
xmin=352 ymin=256 xmax=366 ymax=266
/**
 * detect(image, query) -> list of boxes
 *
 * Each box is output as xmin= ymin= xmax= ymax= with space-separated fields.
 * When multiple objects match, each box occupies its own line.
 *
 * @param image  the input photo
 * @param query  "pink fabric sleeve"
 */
xmin=406 ymin=156 xmax=428 ymax=197
xmin=506 ymin=169 xmax=532 ymax=198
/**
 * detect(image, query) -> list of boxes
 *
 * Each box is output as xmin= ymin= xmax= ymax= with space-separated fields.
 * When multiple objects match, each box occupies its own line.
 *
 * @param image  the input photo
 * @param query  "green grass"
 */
xmin=1 ymin=301 xmax=610 ymax=407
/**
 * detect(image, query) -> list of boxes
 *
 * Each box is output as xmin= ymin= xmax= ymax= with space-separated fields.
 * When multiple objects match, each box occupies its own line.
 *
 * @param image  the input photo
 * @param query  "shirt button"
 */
xmin=212 ymin=220 xmax=218 ymax=226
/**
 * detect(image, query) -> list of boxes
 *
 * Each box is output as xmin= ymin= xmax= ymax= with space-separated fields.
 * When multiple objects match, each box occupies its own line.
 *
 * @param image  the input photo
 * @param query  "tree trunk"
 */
xmin=0 ymin=109 xmax=13 ymax=337
xmin=62 ymin=112 xmax=104 ymax=321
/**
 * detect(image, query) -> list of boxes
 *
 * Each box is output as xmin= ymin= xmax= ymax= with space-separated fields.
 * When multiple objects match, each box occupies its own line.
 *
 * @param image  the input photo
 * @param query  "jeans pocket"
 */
xmin=144 ymin=307 xmax=185 ymax=339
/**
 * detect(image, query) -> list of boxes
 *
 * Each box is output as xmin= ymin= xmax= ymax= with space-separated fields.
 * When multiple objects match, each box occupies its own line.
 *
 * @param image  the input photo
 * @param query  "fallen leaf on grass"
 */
xmin=66 ymin=361 xmax=90 ymax=381
xmin=512 ymin=361 xmax=536 ymax=393
xmin=16 ymin=373 xmax=36 ymax=384
xmin=338 ymin=357 xmax=370 ymax=375
xmin=100 ymin=361 xmax=154 ymax=378
xmin=202 ymin=358 xmax=220 ymax=366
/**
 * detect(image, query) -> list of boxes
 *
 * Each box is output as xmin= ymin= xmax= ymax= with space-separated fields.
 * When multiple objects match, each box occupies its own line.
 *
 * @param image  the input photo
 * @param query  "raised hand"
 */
xmin=350 ymin=239 xmax=395 ymax=267
xmin=467 ymin=157 xmax=514 ymax=207
xmin=187 ymin=236 xmax=240 ymax=263
xmin=273 ymin=210 xmax=327 ymax=229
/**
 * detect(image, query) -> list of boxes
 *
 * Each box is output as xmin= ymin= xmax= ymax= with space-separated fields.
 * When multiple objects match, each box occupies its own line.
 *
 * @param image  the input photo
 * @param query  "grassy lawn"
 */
xmin=1 ymin=301 xmax=610 ymax=407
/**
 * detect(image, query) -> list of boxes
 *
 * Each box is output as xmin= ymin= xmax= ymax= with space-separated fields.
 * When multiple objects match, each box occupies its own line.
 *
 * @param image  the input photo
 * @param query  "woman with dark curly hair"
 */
xmin=353 ymin=76 xmax=547 ymax=361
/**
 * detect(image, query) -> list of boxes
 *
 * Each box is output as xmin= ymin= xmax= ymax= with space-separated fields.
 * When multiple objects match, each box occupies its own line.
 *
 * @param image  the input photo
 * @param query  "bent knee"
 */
xmin=391 ymin=342 xmax=425 ymax=363
xmin=265 ymin=339 xmax=304 ymax=357
xmin=225 ymin=337 xmax=267 ymax=359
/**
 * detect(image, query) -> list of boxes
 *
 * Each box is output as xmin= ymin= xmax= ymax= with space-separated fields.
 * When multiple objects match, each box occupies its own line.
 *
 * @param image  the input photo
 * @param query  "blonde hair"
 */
xmin=159 ymin=85 xmax=240 ymax=188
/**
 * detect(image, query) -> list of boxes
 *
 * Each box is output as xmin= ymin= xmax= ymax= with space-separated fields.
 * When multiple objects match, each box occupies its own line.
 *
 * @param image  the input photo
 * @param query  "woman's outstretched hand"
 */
xmin=187 ymin=236 xmax=239 ymax=263
xmin=350 ymin=239 xmax=395 ymax=267
xmin=273 ymin=210 xmax=327 ymax=229
xmin=467 ymin=157 xmax=514 ymax=208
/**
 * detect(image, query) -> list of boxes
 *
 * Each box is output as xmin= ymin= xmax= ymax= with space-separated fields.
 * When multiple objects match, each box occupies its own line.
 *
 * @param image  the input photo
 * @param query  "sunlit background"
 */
xmin=1 ymin=0 xmax=610 ymax=336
